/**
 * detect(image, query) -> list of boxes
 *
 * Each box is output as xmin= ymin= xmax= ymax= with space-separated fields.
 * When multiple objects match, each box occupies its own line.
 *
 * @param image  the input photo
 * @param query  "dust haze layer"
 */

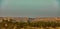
xmin=0 ymin=0 xmax=59 ymax=18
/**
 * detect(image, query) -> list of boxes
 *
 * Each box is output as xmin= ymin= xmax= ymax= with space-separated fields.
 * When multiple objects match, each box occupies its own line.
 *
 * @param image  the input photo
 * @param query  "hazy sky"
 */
xmin=0 ymin=0 xmax=59 ymax=17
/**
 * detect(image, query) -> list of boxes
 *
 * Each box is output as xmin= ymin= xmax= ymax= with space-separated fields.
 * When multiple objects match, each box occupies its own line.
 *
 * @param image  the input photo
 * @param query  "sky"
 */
xmin=0 ymin=0 xmax=59 ymax=17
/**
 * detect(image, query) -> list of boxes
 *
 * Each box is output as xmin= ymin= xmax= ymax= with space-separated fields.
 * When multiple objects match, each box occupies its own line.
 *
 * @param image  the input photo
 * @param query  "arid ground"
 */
xmin=0 ymin=17 xmax=60 ymax=29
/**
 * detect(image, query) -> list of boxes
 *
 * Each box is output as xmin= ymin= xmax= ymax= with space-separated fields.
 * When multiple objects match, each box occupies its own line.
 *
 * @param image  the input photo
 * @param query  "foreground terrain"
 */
xmin=0 ymin=17 xmax=60 ymax=29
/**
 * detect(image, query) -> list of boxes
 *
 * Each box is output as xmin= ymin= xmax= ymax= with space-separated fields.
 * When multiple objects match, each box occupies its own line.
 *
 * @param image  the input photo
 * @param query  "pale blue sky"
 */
xmin=0 ymin=0 xmax=59 ymax=17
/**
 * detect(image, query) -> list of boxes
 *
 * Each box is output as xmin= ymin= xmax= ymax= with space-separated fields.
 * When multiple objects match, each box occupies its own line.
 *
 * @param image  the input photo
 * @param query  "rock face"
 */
xmin=0 ymin=17 xmax=60 ymax=22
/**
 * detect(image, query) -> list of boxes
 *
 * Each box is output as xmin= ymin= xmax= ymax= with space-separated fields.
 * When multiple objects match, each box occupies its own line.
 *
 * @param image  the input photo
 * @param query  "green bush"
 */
xmin=0 ymin=19 xmax=60 ymax=28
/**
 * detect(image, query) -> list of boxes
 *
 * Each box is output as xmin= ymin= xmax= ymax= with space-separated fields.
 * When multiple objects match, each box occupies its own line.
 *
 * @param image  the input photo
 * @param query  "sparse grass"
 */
xmin=0 ymin=19 xmax=60 ymax=29
xmin=1 ymin=27 xmax=60 ymax=29
xmin=0 ymin=26 xmax=59 ymax=29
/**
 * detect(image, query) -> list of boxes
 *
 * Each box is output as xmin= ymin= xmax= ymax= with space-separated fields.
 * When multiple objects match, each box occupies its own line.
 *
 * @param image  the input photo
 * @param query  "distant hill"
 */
xmin=30 ymin=17 xmax=60 ymax=22
xmin=0 ymin=17 xmax=60 ymax=22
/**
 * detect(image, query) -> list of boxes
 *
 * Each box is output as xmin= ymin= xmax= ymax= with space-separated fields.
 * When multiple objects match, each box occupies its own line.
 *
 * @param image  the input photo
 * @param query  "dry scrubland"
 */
xmin=0 ymin=17 xmax=60 ymax=29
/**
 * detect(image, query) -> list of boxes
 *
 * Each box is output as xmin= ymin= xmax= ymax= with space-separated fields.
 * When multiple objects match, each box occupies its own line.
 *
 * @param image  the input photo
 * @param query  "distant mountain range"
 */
xmin=0 ymin=17 xmax=60 ymax=22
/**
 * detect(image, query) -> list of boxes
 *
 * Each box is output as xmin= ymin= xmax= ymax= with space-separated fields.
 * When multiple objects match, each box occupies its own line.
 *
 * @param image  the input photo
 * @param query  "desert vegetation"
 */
xmin=0 ymin=17 xmax=60 ymax=29
xmin=0 ymin=19 xmax=60 ymax=29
